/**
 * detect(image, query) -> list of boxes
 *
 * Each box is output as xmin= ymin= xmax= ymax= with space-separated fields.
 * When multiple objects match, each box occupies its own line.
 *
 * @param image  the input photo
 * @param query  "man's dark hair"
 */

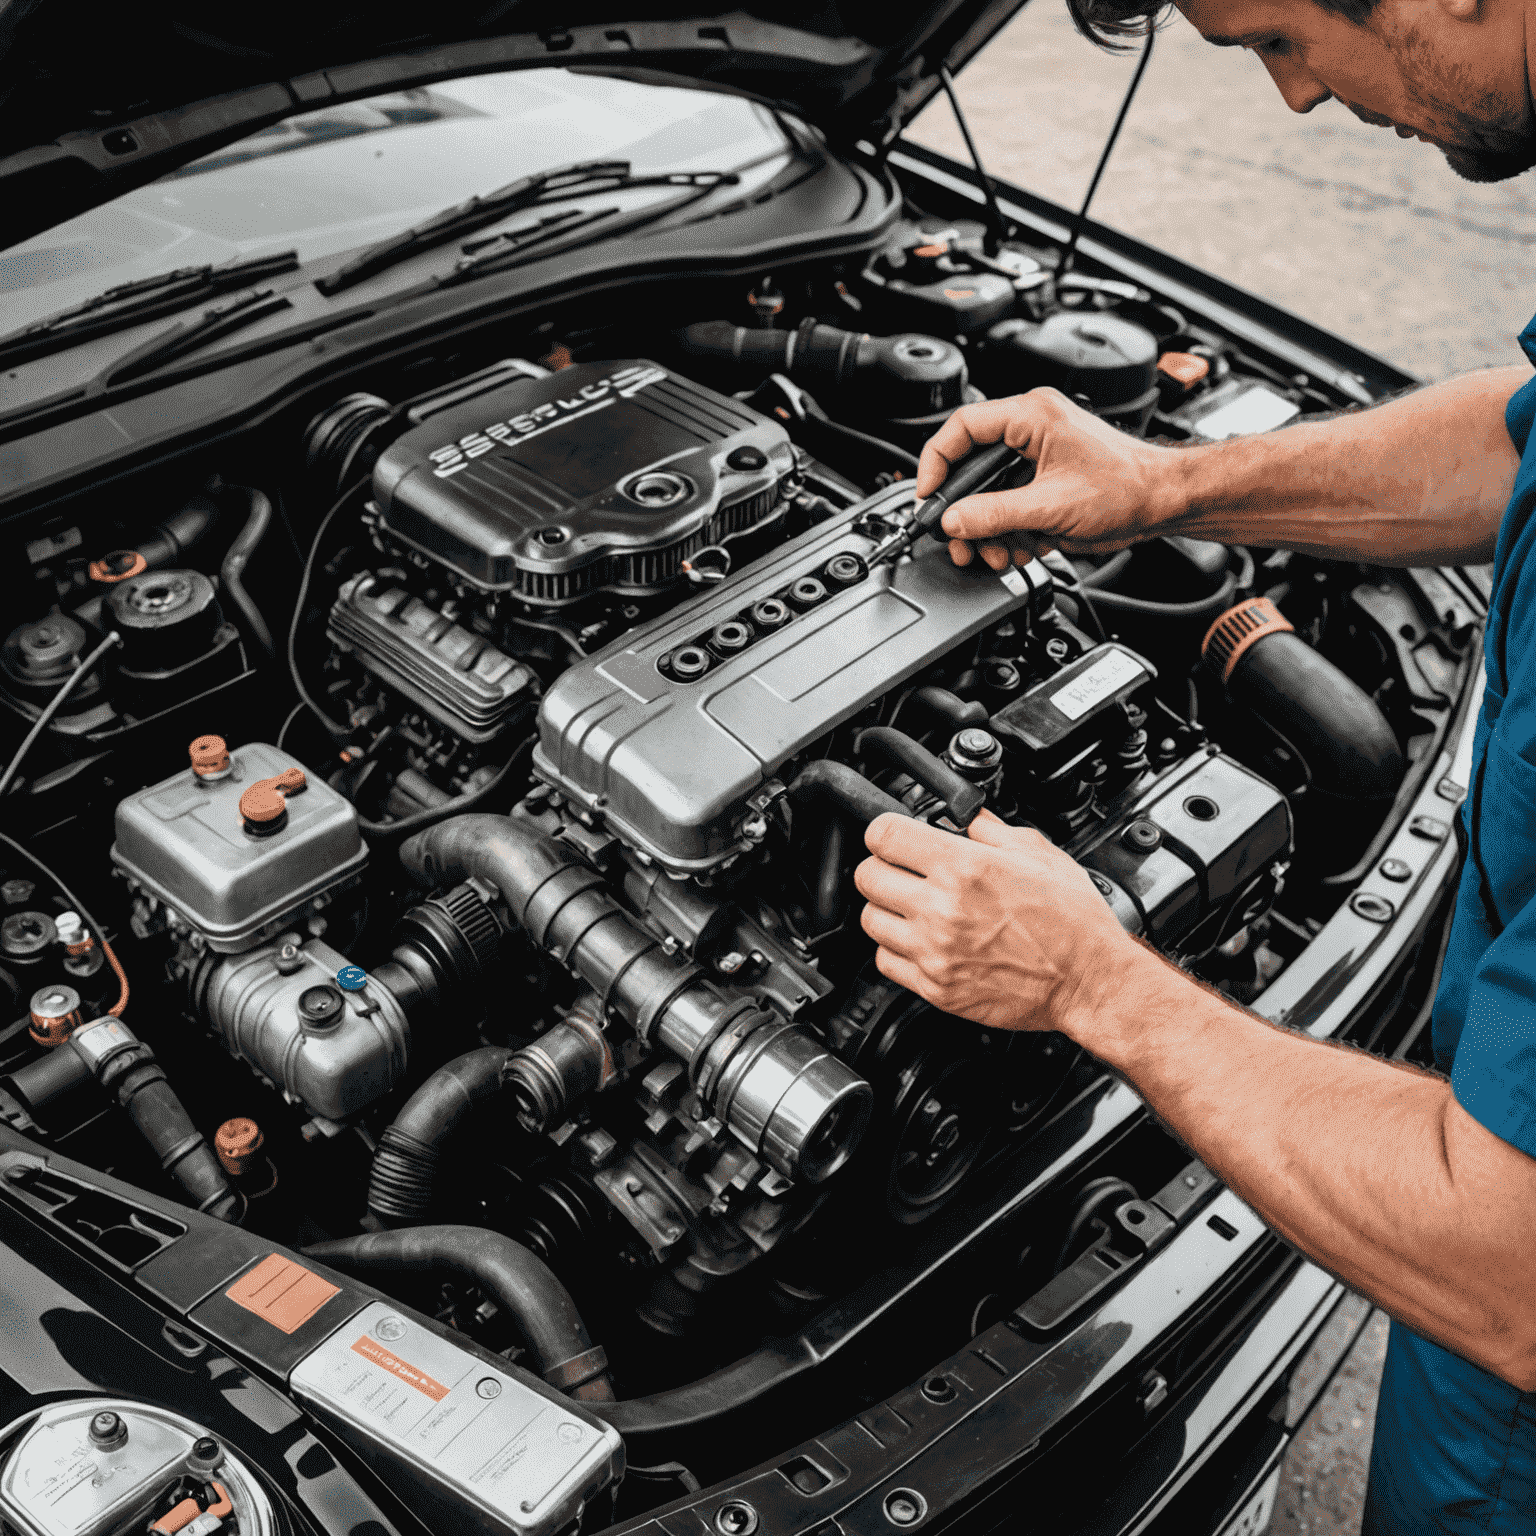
xmin=1066 ymin=0 xmax=1377 ymax=49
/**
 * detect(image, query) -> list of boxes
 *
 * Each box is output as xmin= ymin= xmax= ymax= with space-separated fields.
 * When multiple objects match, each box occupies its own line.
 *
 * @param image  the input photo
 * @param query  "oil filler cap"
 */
xmin=335 ymin=965 xmax=368 ymax=992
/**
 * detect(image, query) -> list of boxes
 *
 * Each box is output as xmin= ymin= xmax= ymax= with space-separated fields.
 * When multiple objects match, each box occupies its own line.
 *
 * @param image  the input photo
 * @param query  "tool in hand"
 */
xmin=867 ymin=440 xmax=1022 ymax=570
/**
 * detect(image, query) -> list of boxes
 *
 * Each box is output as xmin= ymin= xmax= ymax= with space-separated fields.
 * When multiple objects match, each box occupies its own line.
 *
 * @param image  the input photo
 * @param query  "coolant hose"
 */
xmin=367 ymin=1047 xmax=514 ymax=1224
xmin=855 ymin=727 xmax=985 ymax=827
xmin=1073 ymin=570 xmax=1239 ymax=620
xmin=398 ymin=816 xmax=871 ymax=1185
xmin=220 ymin=487 xmax=276 ymax=659
xmin=66 ymin=1018 xmax=240 ymax=1221
xmin=304 ymin=1228 xmax=614 ymax=1401
xmin=785 ymin=760 xmax=910 ymax=828
xmin=813 ymin=817 xmax=847 ymax=933
xmin=908 ymin=686 xmax=988 ymax=734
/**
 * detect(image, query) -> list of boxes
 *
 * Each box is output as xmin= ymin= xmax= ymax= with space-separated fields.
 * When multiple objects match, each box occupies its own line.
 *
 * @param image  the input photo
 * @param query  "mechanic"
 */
xmin=855 ymin=0 xmax=1536 ymax=1526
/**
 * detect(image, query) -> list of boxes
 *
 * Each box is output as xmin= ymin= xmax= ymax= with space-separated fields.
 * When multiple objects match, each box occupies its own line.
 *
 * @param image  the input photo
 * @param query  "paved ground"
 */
xmin=908 ymin=14 xmax=1518 ymax=1524
xmin=905 ymin=3 xmax=1536 ymax=381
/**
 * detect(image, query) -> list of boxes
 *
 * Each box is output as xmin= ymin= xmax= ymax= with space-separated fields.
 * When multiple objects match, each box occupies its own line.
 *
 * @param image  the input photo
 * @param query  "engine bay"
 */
xmin=0 ymin=211 xmax=1479 ymax=1524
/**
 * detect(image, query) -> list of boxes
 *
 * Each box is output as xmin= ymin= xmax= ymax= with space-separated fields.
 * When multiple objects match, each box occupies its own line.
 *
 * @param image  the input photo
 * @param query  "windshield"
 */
xmin=1 ymin=70 xmax=796 ymax=332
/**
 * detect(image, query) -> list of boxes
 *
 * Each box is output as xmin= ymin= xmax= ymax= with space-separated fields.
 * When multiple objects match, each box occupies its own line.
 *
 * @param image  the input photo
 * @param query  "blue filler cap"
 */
xmin=335 ymin=965 xmax=368 ymax=992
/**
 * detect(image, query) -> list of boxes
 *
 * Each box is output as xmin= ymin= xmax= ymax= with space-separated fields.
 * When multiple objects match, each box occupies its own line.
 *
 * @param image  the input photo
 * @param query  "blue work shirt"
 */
xmin=1364 ymin=322 xmax=1536 ymax=1534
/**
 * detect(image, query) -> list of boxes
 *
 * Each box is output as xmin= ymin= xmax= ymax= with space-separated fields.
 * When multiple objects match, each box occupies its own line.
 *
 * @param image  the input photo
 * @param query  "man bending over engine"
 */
xmin=856 ymin=0 xmax=1536 ymax=1525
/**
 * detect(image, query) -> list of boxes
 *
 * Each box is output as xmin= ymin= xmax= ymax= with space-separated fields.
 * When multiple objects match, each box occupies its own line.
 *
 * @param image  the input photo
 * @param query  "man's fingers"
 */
xmin=947 ymin=537 xmax=975 ymax=567
xmin=853 ymin=855 xmax=927 ymax=916
xmin=864 ymin=811 xmax=954 ymax=873
xmin=965 ymin=812 xmax=1038 ymax=852
xmin=860 ymin=901 xmax=914 ymax=953
xmin=915 ymin=399 xmax=1038 ymax=497
xmin=872 ymin=944 xmax=931 ymax=997
xmin=980 ymin=541 xmax=1011 ymax=571
xmin=942 ymin=487 xmax=1039 ymax=542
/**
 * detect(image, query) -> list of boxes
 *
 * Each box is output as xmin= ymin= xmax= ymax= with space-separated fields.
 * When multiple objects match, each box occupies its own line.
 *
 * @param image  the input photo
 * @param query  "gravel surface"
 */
xmin=904 ymin=3 xmax=1536 ymax=381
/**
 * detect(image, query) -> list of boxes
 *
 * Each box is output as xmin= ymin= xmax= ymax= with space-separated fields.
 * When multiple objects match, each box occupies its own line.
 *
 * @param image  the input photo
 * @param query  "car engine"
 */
xmin=0 ymin=217 xmax=1464 ymax=1521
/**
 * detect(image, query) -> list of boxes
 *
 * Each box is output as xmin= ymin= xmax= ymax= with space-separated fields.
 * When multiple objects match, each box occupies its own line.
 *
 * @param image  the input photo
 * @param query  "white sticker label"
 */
xmin=999 ymin=567 xmax=1030 ymax=596
xmin=1193 ymin=386 xmax=1300 ymax=442
xmin=1050 ymin=648 xmax=1145 ymax=721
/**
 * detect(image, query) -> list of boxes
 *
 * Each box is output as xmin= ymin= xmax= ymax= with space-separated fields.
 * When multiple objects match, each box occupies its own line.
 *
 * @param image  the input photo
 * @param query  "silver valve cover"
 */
xmin=532 ymin=483 xmax=1053 ymax=875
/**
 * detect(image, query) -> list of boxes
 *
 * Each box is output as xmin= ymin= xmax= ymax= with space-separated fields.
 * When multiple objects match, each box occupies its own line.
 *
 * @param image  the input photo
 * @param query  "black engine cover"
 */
xmin=373 ymin=360 xmax=795 ymax=605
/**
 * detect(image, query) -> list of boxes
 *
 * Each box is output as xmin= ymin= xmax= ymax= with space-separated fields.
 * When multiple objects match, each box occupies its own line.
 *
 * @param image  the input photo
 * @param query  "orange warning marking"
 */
xmin=350 ymin=1335 xmax=451 ymax=1400
xmin=225 ymin=1254 xmax=340 ymax=1334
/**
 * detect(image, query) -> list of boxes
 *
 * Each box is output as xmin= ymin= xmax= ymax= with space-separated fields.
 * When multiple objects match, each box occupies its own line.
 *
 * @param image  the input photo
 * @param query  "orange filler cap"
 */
xmin=216 ymin=1118 xmax=264 ymax=1176
xmin=1157 ymin=352 xmax=1211 ymax=388
xmin=1202 ymin=596 xmax=1295 ymax=684
xmin=189 ymin=735 xmax=230 ymax=777
xmin=239 ymin=767 xmax=306 ymax=831
xmin=88 ymin=549 xmax=148 ymax=584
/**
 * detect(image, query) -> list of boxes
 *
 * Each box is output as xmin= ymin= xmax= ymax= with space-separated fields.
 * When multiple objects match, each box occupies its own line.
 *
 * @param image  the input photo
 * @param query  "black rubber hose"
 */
xmin=855 ymin=727 xmax=985 ymax=827
xmin=1072 ymin=570 xmax=1238 ymax=620
xmin=304 ymin=1228 xmax=614 ymax=1401
xmin=813 ymin=817 xmax=847 ymax=933
xmin=219 ymin=486 xmax=276 ymax=659
xmin=367 ymin=1047 xmax=515 ymax=1225
xmin=140 ymin=496 xmax=220 ymax=568
xmin=785 ymin=760 xmax=911 ymax=828
xmin=356 ymin=733 xmax=535 ymax=845
xmin=84 ymin=1031 xmax=240 ymax=1222
xmin=909 ymin=685 xmax=989 ymax=734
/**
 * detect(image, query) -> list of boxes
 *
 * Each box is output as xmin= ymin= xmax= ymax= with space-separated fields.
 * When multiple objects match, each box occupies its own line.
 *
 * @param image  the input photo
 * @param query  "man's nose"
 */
xmin=1261 ymin=54 xmax=1332 ymax=113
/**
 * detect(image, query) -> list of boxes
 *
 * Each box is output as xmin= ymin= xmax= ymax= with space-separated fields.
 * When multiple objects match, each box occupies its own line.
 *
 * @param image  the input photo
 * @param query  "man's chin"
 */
xmin=1439 ymin=139 xmax=1536 ymax=182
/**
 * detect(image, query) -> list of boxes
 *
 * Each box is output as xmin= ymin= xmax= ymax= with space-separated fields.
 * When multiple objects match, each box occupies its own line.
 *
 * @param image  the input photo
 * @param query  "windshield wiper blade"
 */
xmin=316 ymin=158 xmax=634 ymax=297
xmin=435 ymin=173 xmax=739 ymax=289
xmin=102 ymin=287 xmax=293 ymax=386
xmin=0 ymin=250 xmax=299 ymax=368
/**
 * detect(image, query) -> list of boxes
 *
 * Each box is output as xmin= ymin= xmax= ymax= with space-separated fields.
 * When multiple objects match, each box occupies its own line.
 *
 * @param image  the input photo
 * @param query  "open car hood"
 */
xmin=0 ymin=0 xmax=1024 ymax=248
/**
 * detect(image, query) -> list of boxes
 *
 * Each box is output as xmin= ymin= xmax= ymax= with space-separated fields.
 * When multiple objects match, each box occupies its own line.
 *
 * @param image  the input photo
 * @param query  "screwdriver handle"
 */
xmin=910 ymin=440 xmax=1021 ymax=543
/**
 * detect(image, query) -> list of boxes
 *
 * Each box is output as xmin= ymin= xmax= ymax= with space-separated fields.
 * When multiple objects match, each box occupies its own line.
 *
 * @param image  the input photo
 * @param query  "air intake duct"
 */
xmin=676 ymin=319 xmax=968 ymax=420
xmin=1203 ymin=597 xmax=1404 ymax=861
xmin=399 ymin=816 xmax=871 ymax=1184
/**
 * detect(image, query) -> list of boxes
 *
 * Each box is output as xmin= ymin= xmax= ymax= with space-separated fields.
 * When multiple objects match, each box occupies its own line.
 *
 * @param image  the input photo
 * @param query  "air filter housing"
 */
xmin=372 ymin=360 xmax=795 ymax=606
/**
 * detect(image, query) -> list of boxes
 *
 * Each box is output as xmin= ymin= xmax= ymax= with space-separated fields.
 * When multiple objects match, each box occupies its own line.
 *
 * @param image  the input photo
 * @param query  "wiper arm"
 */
xmin=435 ymin=173 xmax=738 ymax=289
xmin=0 ymin=250 xmax=299 ymax=368
xmin=316 ymin=158 xmax=633 ymax=297
xmin=102 ymin=287 xmax=293 ymax=386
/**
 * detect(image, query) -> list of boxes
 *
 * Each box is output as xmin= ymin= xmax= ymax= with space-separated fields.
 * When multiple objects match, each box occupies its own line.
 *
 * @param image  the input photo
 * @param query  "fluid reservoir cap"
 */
xmin=190 ymin=735 xmax=231 ymax=777
xmin=985 ymin=313 xmax=1158 ymax=407
xmin=239 ymin=767 xmax=306 ymax=831
xmin=1157 ymin=351 xmax=1211 ymax=387
xmin=29 ymin=983 xmax=82 ymax=1048
xmin=335 ymin=965 xmax=368 ymax=992
xmin=298 ymin=985 xmax=344 ymax=1031
xmin=2 ymin=910 xmax=56 ymax=958
xmin=88 ymin=549 xmax=148 ymax=584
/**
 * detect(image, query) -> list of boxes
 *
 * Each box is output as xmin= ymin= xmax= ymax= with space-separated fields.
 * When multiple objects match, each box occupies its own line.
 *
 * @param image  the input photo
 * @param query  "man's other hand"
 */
xmin=917 ymin=389 xmax=1187 ymax=571
xmin=855 ymin=809 xmax=1134 ymax=1033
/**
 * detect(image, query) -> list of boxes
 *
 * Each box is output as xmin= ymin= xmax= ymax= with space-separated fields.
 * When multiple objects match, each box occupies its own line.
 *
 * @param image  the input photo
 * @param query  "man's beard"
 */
xmin=1343 ymin=28 xmax=1536 ymax=182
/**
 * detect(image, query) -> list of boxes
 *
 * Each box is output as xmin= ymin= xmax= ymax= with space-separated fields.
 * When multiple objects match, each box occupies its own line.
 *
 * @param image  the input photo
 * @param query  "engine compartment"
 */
xmin=0 ymin=210 xmax=1479 ymax=1524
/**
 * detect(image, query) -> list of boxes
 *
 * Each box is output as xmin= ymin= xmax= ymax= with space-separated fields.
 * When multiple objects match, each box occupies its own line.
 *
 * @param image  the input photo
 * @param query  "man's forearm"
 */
xmin=1159 ymin=365 xmax=1526 ymax=564
xmin=1073 ymin=942 xmax=1536 ymax=1388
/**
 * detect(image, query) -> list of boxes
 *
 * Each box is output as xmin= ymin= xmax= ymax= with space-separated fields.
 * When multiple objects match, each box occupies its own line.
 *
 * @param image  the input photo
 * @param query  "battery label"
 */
xmin=351 ymin=1336 xmax=450 ymax=1402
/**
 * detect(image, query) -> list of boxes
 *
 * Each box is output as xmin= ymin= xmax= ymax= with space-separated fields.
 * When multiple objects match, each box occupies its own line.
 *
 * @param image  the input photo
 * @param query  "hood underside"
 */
xmin=0 ymin=1 xmax=1024 ymax=249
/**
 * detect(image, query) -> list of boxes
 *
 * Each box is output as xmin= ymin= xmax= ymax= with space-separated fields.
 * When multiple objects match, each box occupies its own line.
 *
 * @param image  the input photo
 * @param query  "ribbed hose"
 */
xmin=397 ymin=816 xmax=871 ymax=1185
xmin=366 ymin=1047 xmax=514 ymax=1224
xmin=219 ymin=487 xmax=276 ymax=659
xmin=305 ymin=1228 xmax=614 ymax=1400
xmin=74 ymin=1023 xmax=240 ymax=1221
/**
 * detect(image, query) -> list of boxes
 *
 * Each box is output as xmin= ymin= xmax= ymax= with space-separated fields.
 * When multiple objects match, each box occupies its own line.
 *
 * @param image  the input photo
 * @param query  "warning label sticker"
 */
xmin=350 ymin=1335 xmax=451 ymax=1401
xmin=225 ymin=1254 xmax=340 ymax=1334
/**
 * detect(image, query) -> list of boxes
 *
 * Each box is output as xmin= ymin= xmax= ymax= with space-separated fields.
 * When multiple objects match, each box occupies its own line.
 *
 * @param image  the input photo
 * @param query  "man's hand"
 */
xmin=854 ymin=809 xmax=1135 ymax=1033
xmin=917 ymin=389 xmax=1187 ymax=571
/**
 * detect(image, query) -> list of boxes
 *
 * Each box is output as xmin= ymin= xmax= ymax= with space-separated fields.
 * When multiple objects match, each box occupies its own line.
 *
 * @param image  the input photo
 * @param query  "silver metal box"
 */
xmin=290 ymin=1302 xmax=623 ymax=1536
xmin=112 ymin=742 xmax=367 ymax=953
